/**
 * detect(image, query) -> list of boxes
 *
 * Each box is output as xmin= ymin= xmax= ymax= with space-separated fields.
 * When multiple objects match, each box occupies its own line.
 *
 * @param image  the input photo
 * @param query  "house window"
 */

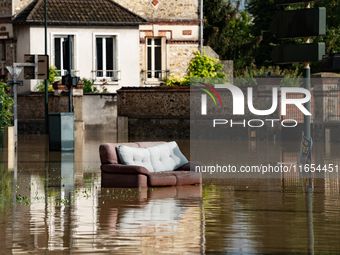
xmin=146 ymin=38 xmax=163 ymax=79
xmin=53 ymin=35 xmax=75 ymax=76
xmin=1 ymin=40 xmax=5 ymax=61
xmin=95 ymin=36 xmax=117 ymax=80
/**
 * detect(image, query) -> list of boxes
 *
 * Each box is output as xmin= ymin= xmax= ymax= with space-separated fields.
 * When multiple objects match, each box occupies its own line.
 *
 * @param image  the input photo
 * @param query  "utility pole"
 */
xmin=200 ymin=0 xmax=203 ymax=56
xmin=303 ymin=2 xmax=311 ymax=163
xmin=68 ymin=35 xmax=73 ymax=113
xmin=44 ymin=0 xmax=48 ymax=134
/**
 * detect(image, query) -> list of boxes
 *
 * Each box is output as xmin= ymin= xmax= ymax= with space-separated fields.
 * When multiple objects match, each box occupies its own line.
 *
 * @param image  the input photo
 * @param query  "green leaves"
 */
xmin=188 ymin=51 xmax=227 ymax=79
xmin=35 ymin=66 xmax=60 ymax=92
xmin=0 ymin=80 xmax=14 ymax=129
xmin=204 ymin=0 xmax=259 ymax=71
xmin=165 ymin=51 xmax=227 ymax=86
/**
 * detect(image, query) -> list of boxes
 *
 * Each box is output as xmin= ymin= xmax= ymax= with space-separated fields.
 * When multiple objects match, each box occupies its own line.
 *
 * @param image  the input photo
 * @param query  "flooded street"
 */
xmin=0 ymin=133 xmax=340 ymax=254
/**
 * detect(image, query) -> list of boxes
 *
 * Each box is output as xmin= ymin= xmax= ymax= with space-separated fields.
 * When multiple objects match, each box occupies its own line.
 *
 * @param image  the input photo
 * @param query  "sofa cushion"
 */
xmin=116 ymin=141 xmax=188 ymax=173
xmin=148 ymin=142 xmax=188 ymax=172
xmin=99 ymin=143 xmax=139 ymax=164
xmin=99 ymin=142 xmax=165 ymax=165
xmin=116 ymin=145 xmax=155 ymax=172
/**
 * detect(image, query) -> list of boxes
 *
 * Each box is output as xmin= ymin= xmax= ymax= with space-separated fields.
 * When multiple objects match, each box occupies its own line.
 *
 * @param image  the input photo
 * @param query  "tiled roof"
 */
xmin=12 ymin=0 xmax=148 ymax=25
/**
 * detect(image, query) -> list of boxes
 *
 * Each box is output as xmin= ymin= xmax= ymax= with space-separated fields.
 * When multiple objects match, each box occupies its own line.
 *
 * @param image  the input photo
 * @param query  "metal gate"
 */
xmin=325 ymin=84 xmax=340 ymax=121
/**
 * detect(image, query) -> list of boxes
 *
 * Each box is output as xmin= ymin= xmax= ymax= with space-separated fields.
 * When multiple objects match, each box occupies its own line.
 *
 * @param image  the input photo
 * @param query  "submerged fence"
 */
xmin=325 ymin=84 xmax=340 ymax=121
xmin=280 ymin=88 xmax=315 ymax=124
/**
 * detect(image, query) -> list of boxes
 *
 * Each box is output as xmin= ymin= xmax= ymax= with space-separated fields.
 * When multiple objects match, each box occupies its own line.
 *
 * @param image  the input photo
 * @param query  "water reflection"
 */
xmin=0 ymin=135 xmax=340 ymax=253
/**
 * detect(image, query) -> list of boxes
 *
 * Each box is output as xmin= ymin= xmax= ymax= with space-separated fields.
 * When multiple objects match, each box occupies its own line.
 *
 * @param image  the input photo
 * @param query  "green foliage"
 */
xmin=0 ymin=79 xmax=14 ymax=128
xmin=165 ymin=51 xmax=227 ymax=86
xmin=82 ymin=78 xmax=108 ymax=93
xmin=82 ymin=78 xmax=98 ymax=93
xmin=235 ymin=65 xmax=302 ymax=78
xmin=234 ymin=65 xmax=303 ymax=86
xmin=246 ymin=0 xmax=281 ymax=67
xmin=35 ymin=82 xmax=54 ymax=92
xmin=204 ymin=0 xmax=259 ymax=70
xmin=246 ymin=0 xmax=340 ymax=73
xmin=0 ymin=167 xmax=13 ymax=211
xmin=165 ymin=74 xmax=187 ymax=87
xmin=48 ymin=66 xmax=60 ymax=84
xmin=35 ymin=66 xmax=59 ymax=92
xmin=188 ymin=51 xmax=227 ymax=78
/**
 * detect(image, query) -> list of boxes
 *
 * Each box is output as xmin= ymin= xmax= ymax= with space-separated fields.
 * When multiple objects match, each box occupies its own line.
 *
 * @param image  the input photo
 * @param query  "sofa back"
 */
xmin=99 ymin=142 xmax=165 ymax=164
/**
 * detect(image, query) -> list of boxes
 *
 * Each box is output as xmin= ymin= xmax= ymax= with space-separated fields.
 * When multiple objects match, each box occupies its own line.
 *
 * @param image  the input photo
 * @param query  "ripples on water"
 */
xmin=0 ymin=134 xmax=340 ymax=254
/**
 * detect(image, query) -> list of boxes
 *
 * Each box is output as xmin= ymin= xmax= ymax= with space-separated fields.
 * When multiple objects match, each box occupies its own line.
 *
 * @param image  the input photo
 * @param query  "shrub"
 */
xmin=0 ymin=79 xmax=14 ymax=128
xmin=165 ymin=51 xmax=227 ymax=87
xmin=35 ymin=66 xmax=60 ymax=91
xmin=82 ymin=78 xmax=98 ymax=93
xmin=234 ymin=65 xmax=303 ymax=87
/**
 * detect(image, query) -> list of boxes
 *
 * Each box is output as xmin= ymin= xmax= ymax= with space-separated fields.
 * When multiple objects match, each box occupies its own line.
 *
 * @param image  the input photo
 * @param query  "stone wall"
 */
xmin=16 ymin=92 xmax=118 ymax=134
xmin=83 ymin=93 xmax=117 ymax=131
xmin=221 ymin=60 xmax=233 ymax=80
xmin=203 ymin=46 xmax=219 ymax=60
xmin=118 ymin=87 xmax=190 ymax=137
xmin=13 ymin=0 xmax=33 ymax=14
xmin=117 ymin=85 xmax=282 ymax=139
xmin=0 ymin=0 xmax=11 ymax=16
xmin=168 ymin=44 xmax=199 ymax=76
xmin=115 ymin=0 xmax=199 ymax=19
xmin=0 ymin=0 xmax=33 ymax=16
xmin=16 ymin=92 xmax=83 ymax=134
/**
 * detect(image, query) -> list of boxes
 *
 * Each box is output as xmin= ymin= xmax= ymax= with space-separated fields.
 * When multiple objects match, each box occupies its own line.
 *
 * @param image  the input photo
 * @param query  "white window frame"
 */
xmin=92 ymin=33 xmax=120 ymax=82
xmin=50 ymin=33 xmax=78 ymax=77
xmin=145 ymin=37 xmax=166 ymax=81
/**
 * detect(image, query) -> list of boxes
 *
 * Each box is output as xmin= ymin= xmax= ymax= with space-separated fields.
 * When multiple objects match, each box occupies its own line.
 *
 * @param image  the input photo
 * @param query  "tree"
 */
xmin=246 ymin=0 xmax=340 ymax=72
xmin=246 ymin=0 xmax=282 ymax=67
xmin=203 ymin=0 xmax=259 ymax=70
xmin=315 ymin=0 xmax=340 ymax=53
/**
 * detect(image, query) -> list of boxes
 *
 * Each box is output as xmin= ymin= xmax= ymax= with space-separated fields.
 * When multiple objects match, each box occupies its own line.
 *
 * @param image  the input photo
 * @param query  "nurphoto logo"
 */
xmin=199 ymin=82 xmax=311 ymax=128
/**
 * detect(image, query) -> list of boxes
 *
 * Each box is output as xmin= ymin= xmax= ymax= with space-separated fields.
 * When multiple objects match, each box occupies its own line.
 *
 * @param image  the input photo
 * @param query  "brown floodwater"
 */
xmin=0 ymin=133 xmax=340 ymax=254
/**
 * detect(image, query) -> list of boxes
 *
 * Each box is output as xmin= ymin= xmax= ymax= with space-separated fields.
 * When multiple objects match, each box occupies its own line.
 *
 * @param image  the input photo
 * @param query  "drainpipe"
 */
xmin=200 ymin=0 xmax=203 ymax=56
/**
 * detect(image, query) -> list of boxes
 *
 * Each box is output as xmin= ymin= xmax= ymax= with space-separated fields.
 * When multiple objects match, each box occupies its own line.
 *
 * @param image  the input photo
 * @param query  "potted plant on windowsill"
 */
xmin=0 ymin=79 xmax=14 ymax=148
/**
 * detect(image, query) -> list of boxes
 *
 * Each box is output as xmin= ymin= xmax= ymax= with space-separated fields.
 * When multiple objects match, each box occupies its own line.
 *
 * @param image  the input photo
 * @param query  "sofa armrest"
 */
xmin=101 ymin=164 xmax=150 ymax=175
xmin=175 ymin=162 xmax=202 ymax=171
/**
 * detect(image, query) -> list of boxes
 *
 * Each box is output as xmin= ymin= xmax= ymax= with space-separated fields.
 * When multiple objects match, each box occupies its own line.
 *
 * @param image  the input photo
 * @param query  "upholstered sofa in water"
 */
xmin=99 ymin=141 xmax=202 ymax=188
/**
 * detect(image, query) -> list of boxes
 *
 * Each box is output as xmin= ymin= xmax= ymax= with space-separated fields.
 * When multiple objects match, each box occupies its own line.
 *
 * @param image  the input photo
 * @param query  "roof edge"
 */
xmin=12 ymin=20 xmax=148 ymax=25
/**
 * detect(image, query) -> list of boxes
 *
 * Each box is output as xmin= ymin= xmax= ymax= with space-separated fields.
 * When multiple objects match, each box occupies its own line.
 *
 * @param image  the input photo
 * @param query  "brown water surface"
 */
xmin=0 ymin=133 xmax=339 ymax=254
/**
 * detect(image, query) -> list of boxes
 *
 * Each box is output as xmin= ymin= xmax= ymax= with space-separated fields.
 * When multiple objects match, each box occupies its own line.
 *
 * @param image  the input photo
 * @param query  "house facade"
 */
xmin=2 ymin=0 xmax=147 ymax=93
xmin=115 ymin=0 xmax=200 ymax=86
xmin=1 ymin=0 xmax=200 ymax=92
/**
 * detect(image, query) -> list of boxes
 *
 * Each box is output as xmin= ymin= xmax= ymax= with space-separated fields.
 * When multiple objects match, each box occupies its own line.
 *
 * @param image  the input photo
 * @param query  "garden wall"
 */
xmin=15 ymin=91 xmax=117 ymax=134
xmin=83 ymin=93 xmax=117 ymax=132
xmin=118 ymin=87 xmax=191 ymax=138
xmin=16 ymin=92 xmax=84 ymax=134
xmin=117 ymin=85 xmax=282 ymax=139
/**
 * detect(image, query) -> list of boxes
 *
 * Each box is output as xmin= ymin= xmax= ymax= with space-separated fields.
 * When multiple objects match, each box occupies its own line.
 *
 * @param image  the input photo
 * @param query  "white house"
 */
xmin=9 ymin=0 xmax=147 ymax=93
xmin=1 ymin=0 xmax=201 ymax=93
